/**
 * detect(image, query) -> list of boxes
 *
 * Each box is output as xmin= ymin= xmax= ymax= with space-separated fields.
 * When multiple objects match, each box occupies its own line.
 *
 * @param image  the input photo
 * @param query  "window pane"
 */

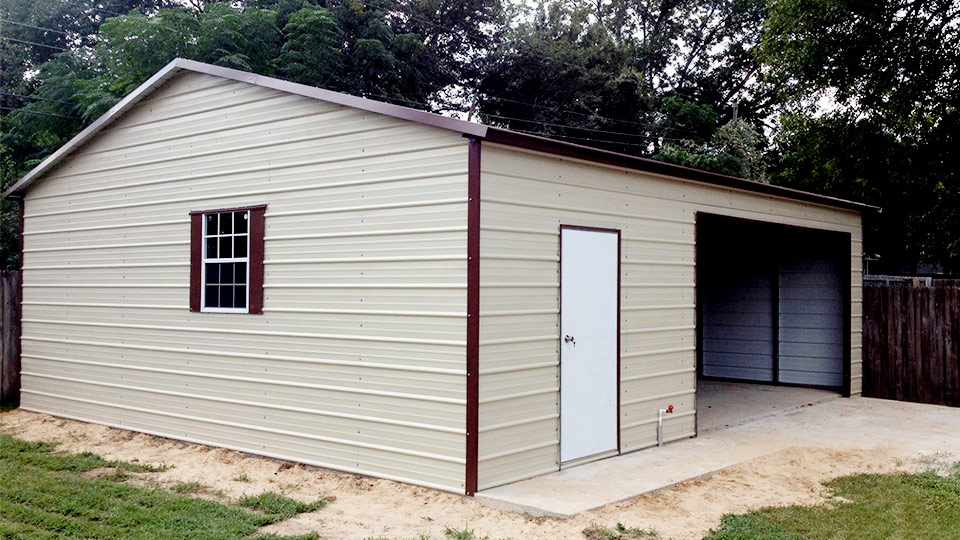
xmin=219 ymin=212 xmax=233 ymax=234
xmin=235 ymin=262 xmax=247 ymax=285
xmin=205 ymin=213 xmax=217 ymax=235
xmin=234 ymin=285 xmax=247 ymax=309
xmin=205 ymin=263 xmax=219 ymax=285
xmin=218 ymin=263 xmax=233 ymax=284
xmin=234 ymin=211 xmax=248 ymax=233
xmin=234 ymin=235 xmax=248 ymax=258
xmin=205 ymin=237 xmax=217 ymax=259
xmin=219 ymin=237 xmax=232 ymax=259
xmin=220 ymin=286 xmax=235 ymax=308
xmin=205 ymin=285 xmax=219 ymax=308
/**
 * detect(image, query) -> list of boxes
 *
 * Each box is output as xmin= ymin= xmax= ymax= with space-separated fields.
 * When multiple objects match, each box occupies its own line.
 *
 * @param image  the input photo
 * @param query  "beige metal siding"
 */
xmin=20 ymin=72 xmax=469 ymax=492
xmin=477 ymin=144 xmax=863 ymax=490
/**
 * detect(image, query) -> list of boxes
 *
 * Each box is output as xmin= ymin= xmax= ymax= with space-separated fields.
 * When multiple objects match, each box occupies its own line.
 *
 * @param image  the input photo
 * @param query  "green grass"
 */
xmin=237 ymin=491 xmax=326 ymax=521
xmin=704 ymin=466 xmax=960 ymax=539
xmin=0 ymin=434 xmax=320 ymax=539
xmin=171 ymin=481 xmax=203 ymax=494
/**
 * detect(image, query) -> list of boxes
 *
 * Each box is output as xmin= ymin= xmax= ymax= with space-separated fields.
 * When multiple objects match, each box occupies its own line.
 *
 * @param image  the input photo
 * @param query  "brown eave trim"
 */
xmin=5 ymin=58 xmax=877 ymax=217
xmin=465 ymin=138 xmax=481 ymax=495
xmin=189 ymin=204 xmax=268 ymax=215
xmin=483 ymin=128 xmax=880 ymax=214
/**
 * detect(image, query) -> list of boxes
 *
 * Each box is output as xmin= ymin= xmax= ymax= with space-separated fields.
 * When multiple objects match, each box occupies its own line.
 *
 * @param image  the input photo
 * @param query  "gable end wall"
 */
xmin=19 ymin=72 xmax=470 ymax=492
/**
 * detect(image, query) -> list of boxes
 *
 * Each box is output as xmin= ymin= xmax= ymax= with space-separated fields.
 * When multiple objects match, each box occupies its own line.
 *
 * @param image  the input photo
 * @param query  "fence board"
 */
xmin=863 ymin=282 xmax=960 ymax=407
xmin=1 ymin=270 xmax=21 ymax=408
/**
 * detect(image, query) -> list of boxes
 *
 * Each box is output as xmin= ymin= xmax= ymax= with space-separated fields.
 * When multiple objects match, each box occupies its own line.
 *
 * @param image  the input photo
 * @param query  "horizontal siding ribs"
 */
xmin=480 ymin=309 xmax=559 ymax=317
xmin=265 ymin=256 xmax=466 ymax=265
xmin=621 ymin=346 xmax=696 ymax=359
xmin=623 ymin=325 xmax=695 ymax=335
xmin=265 ymin=226 xmax=467 ymax=241
xmin=22 ymin=318 xmax=465 ymax=346
xmin=622 ymin=304 xmax=696 ymax=311
xmin=478 ymin=414 xmax=559 ymax=433
xmin=484 ymin=165 xmax=861 ymax=230
xmin=21 ymin=387 xmax=464 ymax=464
xmin=22 ymin=364 xmax=463 ymax=434
xmin=267 ymin=198 xmax=466 ymax=219
xmin=621 ymin=409 xmax=696 ymax=430
xmin=24 ymin=219 xmax=188 ymax=236
xmin=35 ymin=120 xmax=409 ymax=189
xmin=478 ymin=335 xmax=557 ymax=346
xmin=478 ymin=387 xmax=559 ymax=405
xmin=621 ymin=367 xmax=696 ymax=383
xmin=478 ymin=440 xmax=559 ymax=463
xmin=23 ymin=262 xmax=187 ymax=270
xmin=21 ymin=356 xmax=463 ymax=404
xmin=483 ymin=196 xmax=691 ymax=225
xmin=23 ymin=302 xmax=466 ymax=318
xmin=22 ymin=336 xmax=464 ymax=375
xmin=24 ymin=301 xmax=185 ymax=310
xmin=478 ymin=361 xmax=557 ymax=376
xmin=25 ymin=240 xmax=188 ymax=253
xmin=20 ymin=403 xmax=461 ymax=493
xmin=24 ymin=172 xmax=466 ymax=219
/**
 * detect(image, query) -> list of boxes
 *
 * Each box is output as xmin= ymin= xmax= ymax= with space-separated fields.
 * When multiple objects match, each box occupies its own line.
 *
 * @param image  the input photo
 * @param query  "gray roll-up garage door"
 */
xmin=778 ymin=235 xmax=845 ymax=387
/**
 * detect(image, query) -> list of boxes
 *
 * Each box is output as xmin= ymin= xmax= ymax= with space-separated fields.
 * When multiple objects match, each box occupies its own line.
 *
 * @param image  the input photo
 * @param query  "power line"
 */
xmin=477 ymin=111 xmax=687 ymax=141
xmin=2 ymin=37 xmax=68 ymax=51
xmin=508 ymin=127 xmax=656 ymax=149
xmin=1 ymin=19 xmax=71 ymax=36
xmin=0 ymin=91 xmax=75 ymax=106
xmin=0 ymin=106 xmax=79 ymax=119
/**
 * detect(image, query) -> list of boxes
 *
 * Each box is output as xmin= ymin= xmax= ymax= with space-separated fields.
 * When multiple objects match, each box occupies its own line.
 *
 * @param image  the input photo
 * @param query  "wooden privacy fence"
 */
xmin=862 ymin=281 xmax=960 ymax=406
xmin=1 ymin=270 xmax=21 ymax=408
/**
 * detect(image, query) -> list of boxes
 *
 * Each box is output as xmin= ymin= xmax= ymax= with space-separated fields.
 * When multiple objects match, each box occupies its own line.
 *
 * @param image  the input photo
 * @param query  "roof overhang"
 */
xmin=2 ymin=58 xmax=880 ymax=214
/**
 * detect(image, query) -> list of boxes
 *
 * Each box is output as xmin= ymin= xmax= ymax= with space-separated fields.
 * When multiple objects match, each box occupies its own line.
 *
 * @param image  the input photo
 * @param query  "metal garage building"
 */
xmin=3 ymin=59 xmax=876 ymax=495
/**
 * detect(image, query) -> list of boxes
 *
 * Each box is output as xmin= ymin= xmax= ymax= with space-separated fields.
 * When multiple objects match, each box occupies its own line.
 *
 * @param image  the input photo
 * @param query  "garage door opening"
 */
xmin=696 ymin=214 xmax=851 ymax=432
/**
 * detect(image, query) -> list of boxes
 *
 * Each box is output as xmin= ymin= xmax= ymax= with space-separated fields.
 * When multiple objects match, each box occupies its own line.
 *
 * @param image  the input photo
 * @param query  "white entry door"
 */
xmin=560 ymin=227 xmax=619 ymax=463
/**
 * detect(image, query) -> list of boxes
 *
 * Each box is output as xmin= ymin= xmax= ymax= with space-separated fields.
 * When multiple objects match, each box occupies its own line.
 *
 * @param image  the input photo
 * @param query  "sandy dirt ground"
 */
xmin=0 ymin=408 xmax=949 ymax=540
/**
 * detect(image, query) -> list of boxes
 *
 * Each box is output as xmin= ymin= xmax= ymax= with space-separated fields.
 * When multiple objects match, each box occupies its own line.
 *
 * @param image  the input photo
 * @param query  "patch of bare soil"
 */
xmin=0 ymin=409 xmax=915 ymax=539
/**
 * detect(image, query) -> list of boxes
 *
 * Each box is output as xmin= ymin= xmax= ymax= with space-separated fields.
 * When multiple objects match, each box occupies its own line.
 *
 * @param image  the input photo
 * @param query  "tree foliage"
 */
xmin=1 ymin=0 xmax=957 ymax=273
xmin=761 ymin=0 xmax=960 ymax=272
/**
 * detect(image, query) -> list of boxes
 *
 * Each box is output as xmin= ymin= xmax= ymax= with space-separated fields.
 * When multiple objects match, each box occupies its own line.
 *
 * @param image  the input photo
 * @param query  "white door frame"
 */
xmin=559 ymin=225 xmax=621 ymax=464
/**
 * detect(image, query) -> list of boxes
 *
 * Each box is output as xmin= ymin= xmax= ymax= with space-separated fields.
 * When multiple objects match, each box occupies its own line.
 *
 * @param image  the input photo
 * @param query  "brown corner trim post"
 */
xmin=189 ymin=213 xmax=203 ymax=312
xmin=465 ymin=138 xmax=481 ymax=495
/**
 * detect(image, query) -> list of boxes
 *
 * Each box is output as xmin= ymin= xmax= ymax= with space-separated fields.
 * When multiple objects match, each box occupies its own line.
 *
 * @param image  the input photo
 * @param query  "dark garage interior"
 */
xmin=696 ymin=214 xmax=852 ymax=430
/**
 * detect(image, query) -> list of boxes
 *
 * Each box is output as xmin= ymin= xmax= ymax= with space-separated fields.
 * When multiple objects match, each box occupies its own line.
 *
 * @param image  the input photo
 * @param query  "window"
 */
xmin=190 ymin=205 xmax=265 ymax=314
xmin=203 ymin=210 xmax=249 ymax=311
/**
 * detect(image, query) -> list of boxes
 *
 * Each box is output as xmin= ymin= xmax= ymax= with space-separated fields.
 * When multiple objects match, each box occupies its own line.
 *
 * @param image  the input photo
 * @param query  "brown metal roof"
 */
xmin=3 ymin=58 xmax=880 ymax=213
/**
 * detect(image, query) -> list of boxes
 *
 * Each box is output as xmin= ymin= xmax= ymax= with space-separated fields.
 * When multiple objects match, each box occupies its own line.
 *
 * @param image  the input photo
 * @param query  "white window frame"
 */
xmin=200 ymin=210 xmax=251 ymax=313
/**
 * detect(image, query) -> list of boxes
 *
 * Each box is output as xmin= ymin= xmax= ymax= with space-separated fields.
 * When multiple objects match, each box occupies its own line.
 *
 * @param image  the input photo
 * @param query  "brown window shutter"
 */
xmin=248 ymin=206 xmax=266 ymax=314
xmin=189 ymin=213 xmax=203 ymax=312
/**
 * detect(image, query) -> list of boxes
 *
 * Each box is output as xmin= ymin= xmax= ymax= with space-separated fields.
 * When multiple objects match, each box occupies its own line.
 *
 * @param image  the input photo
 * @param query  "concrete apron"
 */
xmin=475 ymin=396 xmax=960 ymax=518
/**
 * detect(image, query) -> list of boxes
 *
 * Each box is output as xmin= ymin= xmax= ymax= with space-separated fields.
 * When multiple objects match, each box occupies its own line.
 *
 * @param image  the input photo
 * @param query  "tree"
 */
xmin=2 ymin=0 xmax=500 ymax=269
xmin=475 ymin=0 xmax=773 ymax=159
xmin=761 ymin=0 xmax=960 ymax=273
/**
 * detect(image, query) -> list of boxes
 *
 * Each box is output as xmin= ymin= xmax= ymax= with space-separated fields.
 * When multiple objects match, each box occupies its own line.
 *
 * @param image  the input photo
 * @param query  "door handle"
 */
xmin=564 ymin=335 xmax=576 ymax=346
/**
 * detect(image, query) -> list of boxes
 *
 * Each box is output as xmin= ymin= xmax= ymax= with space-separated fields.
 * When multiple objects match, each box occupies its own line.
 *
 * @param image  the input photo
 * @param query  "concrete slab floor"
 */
xmin=475 ymin=397 xmax=960 ymax=518
xmin=697 ymin=380 xmax=840 ymax=433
